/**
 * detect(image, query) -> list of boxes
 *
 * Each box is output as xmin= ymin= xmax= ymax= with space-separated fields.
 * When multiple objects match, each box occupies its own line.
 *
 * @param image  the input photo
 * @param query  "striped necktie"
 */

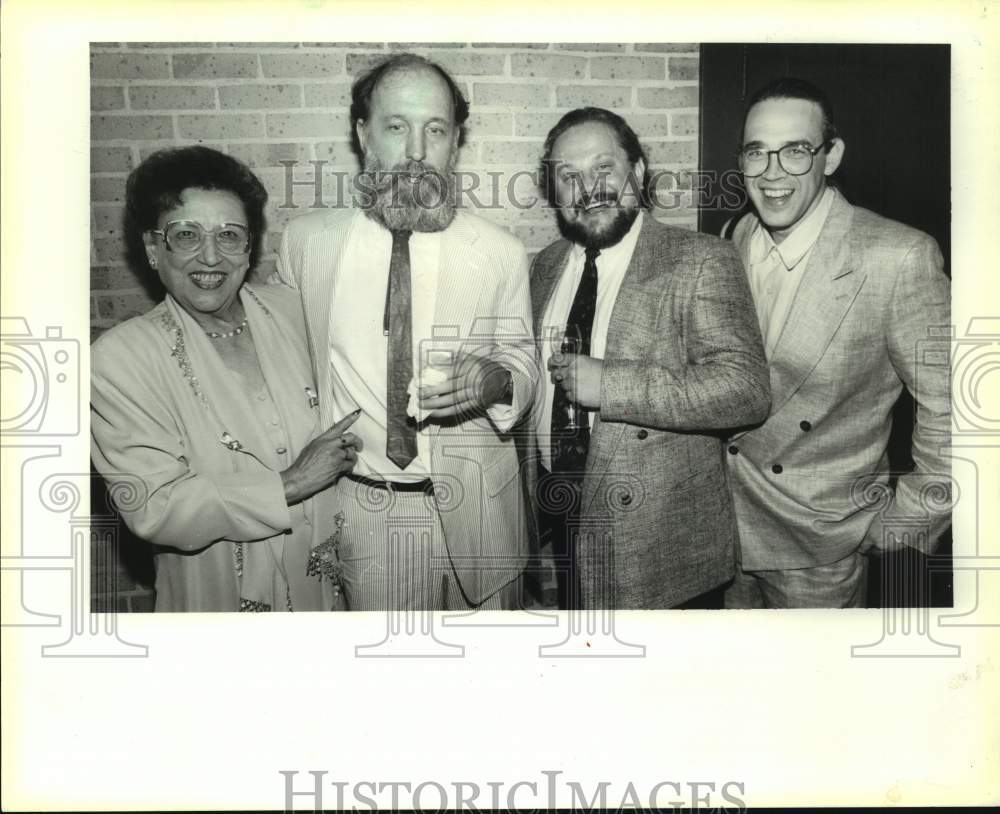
xmin=384 ymin=229 xmax=417 ymax=469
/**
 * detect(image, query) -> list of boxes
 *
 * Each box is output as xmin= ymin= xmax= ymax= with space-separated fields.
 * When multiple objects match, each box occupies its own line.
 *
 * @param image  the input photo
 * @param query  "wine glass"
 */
xmin=547 ymin=324 xmax=583 ymax=431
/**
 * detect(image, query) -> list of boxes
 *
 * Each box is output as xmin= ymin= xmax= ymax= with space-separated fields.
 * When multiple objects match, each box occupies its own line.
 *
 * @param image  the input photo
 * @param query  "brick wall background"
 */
xmin=89 ymin=41 xmax=701 ymax=611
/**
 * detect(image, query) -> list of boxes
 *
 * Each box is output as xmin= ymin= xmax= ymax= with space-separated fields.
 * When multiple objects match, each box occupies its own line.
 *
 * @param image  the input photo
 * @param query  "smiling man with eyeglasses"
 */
xmin=722 ymin=77 xmax=951 ymax=609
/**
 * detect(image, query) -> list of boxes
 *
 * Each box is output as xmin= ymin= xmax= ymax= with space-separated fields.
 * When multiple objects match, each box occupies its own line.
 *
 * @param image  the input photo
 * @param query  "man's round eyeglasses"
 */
xmin=738 ymin=141 xmax=832 ymax=178
xmin=149 ymin=220 xmax=251 ymax=255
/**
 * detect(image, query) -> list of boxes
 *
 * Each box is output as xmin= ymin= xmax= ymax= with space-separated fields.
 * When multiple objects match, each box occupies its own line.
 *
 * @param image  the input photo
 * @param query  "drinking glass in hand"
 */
xmin=549 ymin=325 xmax=584 ymax=431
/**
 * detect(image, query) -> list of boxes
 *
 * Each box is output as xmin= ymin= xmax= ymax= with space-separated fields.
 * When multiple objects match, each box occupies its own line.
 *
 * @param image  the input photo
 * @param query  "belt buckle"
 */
xmin=383 ymin=477 xmax=429 ymax=494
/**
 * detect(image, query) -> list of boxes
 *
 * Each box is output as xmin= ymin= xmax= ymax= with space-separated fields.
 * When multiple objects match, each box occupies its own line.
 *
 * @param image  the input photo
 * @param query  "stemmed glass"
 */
xmin=547 ymin=324 xmax=583 ymax=431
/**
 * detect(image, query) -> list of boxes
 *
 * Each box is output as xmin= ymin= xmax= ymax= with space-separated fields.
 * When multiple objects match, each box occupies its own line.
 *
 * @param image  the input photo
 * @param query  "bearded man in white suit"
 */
xmin=277 ymin=54 xmax=536 ymax=611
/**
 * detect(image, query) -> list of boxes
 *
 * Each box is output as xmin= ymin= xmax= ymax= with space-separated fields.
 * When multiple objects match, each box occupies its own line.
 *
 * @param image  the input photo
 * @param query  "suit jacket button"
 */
xmin=636 ymin=429 xmax=648 ymax=440
xmin=772 ymin=463 xmax=783 ymax=474
xmin=620 ymin=493 xmax=632 ymax=506
xmin=800 ymin=420 xmax=812 ymax=431
xmin=728 ymin=445 xmax=739 ymax=455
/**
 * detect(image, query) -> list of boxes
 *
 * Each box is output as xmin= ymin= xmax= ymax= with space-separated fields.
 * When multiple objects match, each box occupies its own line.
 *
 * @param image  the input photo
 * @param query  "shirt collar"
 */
xmin=569 ymin=210 xmax=645 ymax=265
xmin=750 ymin=186 xmax=835 ymax=269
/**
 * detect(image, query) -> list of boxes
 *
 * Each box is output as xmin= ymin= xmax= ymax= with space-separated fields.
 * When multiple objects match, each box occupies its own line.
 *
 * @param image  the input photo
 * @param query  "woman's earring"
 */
xmin=148 ymin=256 xmax=157 ymax=268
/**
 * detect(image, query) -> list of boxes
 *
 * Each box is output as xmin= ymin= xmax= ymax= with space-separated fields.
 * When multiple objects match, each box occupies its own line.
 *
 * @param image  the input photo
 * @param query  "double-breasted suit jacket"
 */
xmin=727 ymin=189 xmax=951 ymax=570
xmin=530 ymin=214 xmax=771 ymax=608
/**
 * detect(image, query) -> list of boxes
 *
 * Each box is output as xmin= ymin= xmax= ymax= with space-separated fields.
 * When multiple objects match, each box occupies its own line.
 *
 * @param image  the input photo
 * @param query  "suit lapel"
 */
xmin=434 ymin=213 xmax=481 ymax=329
xmin=423 ymin=214 xmax=485 ymax=445
xmin=602 ymin=214 xmax=659 ymax=349
xmin=766 ymin=190 xmax=866 ymax=415
xmin=530 ymin=240 xmax=572 ymax=336
xmin=150 ymin=296 xmax=276 ymax=462
xmin=149 ymin=298 xmax=290 ymax=581
xmin=301 ymin=211 xmax=357 ymax=426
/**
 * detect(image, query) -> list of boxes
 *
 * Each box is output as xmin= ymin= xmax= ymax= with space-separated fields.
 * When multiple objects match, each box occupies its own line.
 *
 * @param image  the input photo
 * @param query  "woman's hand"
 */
xmin=281 ymin=410 xmax=364 ymax=505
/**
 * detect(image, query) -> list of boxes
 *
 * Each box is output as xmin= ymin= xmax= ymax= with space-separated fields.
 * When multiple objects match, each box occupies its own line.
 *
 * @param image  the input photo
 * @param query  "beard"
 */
xmin=357 ymin=152 xmax=458 ymax=233
xmin=555 ymin=195 xmax=641 ymax=250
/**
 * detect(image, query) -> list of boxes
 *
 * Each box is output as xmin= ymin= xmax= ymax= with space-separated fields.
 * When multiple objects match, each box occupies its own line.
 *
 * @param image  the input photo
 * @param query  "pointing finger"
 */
xmin=327 ymin=408 xmax=363 ymax=436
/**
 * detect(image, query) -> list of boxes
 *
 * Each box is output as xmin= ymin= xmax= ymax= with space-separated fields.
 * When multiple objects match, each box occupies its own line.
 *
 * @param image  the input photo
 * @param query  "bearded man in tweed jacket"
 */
xmin=531 ymin=107 xmax=770 ymax=610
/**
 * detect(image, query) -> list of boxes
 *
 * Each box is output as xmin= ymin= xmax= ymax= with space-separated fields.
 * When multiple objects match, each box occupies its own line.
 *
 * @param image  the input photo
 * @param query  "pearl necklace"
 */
xmin=206 ymin=317 xmax=249 ymax=339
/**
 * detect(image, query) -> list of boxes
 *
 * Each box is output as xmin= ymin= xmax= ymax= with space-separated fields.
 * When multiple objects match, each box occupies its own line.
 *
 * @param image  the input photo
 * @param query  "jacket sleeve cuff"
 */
xmin=600 ymin=359 xmax=645 ymax=422
xmin=214 ymin=470 xmax=292 ymax=533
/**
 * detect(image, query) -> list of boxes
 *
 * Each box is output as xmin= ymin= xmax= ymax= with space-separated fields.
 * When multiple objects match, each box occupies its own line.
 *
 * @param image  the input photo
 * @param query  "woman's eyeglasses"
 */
xmin=149 ymin=220 xmax=251 ymax=255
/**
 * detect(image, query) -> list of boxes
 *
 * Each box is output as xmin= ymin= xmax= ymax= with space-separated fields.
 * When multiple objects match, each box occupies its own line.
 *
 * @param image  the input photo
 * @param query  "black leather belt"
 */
xmin=346 ymin=473 xmax=434 ymax=494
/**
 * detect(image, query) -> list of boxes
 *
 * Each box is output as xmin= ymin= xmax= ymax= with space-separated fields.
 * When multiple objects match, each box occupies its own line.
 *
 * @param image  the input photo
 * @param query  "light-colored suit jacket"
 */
xmin=530 ymin=214 xmax=771 ymax=608
xmin=91 ymin=285 xmax=336 ymax=612
xmin=728 ymin=188 xmax=951 ymax=570
xmin=277 ymin=207 xmax=537 ymax=605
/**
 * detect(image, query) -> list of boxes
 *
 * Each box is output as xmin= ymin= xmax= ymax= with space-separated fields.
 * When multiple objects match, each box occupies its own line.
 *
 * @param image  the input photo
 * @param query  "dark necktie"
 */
xmin=384 ymin=229 xmax=417 ymax=469
xmin=551 ymin=246 xmax=601 ymax=473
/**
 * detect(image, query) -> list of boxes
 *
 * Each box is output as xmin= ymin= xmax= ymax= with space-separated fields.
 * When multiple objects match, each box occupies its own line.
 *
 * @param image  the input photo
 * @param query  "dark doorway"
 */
xmin=698 ymin=44 xmax=952 ymax=607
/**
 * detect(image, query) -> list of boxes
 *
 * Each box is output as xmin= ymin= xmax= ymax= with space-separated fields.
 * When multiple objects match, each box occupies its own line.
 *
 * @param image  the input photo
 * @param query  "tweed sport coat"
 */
xmin=530 ymin=214 xmax=771 ymax=608
xmin=276 ymin=207 xmax=537 ymax=605
xmin=727 ymin=189 xmax=951 ymax=570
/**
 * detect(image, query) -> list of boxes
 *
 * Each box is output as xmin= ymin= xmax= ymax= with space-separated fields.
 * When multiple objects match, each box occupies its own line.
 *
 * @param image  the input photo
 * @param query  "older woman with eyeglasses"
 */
xmin=91 ymin=146 xmax=361 ymax=612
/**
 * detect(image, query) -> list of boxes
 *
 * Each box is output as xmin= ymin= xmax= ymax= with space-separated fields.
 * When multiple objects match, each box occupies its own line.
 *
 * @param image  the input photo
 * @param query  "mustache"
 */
xmin=573 ymin=190 xmax=622 ymax=212
xmin=556 ymin=201 xmax=640 ymax=250
xmin=366 ymin=159 xmax=446 ymax=188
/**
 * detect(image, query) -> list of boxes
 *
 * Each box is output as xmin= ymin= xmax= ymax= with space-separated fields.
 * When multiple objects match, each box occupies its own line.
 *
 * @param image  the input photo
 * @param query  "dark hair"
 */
xmin=538 ymin=107 xmax=652 ymax=208
xmin=742 ymin=76 xmax=839 ymax=145
xmin=349 ymin=53 xmax=469 ymax=157
xmin=123 ymin=145 xmax=268 ymax=278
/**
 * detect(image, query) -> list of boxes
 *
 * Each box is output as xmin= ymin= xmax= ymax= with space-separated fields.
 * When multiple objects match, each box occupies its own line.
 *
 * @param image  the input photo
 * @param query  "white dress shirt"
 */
xmin=326 ymin=211 xmax=519 ymax=483
xmin=748 ymin=187 xmax=835 ymax=356
xmin=535 ymin=211 xmax=644 ymax=471
xmin=327 ymin=212 xmax=443 ymax=481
